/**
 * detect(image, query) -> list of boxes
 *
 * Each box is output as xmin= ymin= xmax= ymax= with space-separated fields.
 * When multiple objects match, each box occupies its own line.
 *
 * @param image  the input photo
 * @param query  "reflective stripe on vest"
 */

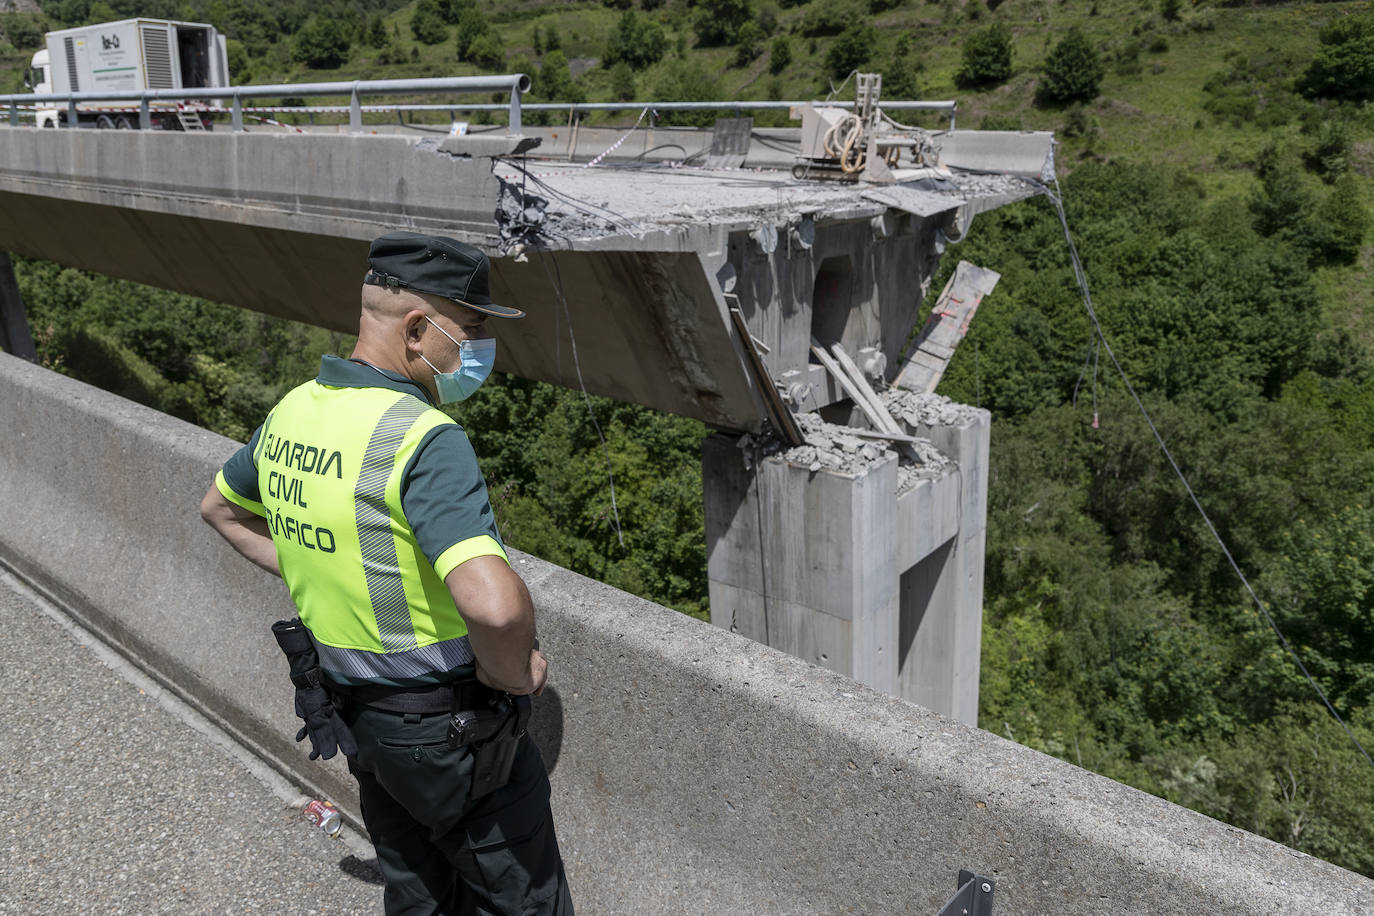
xmin=256 ymin=380 xmax=472 ymax=686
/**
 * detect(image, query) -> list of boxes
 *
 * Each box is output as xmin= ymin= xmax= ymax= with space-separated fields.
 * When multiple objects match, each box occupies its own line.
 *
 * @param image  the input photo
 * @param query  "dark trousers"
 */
xmin=343 ymin=704 xmax=573 ymax=916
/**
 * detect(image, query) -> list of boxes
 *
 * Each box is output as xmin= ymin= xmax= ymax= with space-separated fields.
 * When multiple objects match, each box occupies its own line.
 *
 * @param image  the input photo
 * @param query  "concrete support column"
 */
xmin=896 ymin=411 xmax=989 ymax=725
xmin=704 ymin=434 xmax=899 ymax=694
xmin=703 ymin=408 xmax=989 ymax=725
xmin=0 ymin=252 xmax=36 ymax=362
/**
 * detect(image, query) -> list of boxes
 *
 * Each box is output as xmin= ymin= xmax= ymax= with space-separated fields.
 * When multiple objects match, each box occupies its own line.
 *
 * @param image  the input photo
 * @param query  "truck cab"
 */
xmin=26 ymin=49 xmax=58 ymax=128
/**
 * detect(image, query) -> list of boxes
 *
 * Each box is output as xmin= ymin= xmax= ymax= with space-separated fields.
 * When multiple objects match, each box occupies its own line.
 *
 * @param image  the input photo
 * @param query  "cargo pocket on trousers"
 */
xmin=465 ymin=799 xmax=561 ymax=913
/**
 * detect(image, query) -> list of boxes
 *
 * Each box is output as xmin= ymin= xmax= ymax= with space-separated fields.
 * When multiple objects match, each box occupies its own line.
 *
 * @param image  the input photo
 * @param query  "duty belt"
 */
xmin=330 ymin=679 xmax=494 ymax=714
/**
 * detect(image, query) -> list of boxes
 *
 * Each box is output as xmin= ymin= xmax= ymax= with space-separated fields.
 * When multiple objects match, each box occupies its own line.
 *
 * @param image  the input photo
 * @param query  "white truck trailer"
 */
xmin=26 ymin=18 xmax=230 ymax=129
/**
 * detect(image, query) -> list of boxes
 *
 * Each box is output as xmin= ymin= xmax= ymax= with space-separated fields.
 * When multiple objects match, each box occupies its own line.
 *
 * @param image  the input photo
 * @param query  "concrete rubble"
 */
xmin=737 ymin=409 xmax=952 ymax=494
xmin=882 ymin=388 xmax=983 ymax=429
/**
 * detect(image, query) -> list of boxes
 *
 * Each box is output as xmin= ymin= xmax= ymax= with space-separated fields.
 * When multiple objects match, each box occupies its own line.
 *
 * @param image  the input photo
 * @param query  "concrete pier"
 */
xmin=704 ymin=400 xmax=988 ymax=723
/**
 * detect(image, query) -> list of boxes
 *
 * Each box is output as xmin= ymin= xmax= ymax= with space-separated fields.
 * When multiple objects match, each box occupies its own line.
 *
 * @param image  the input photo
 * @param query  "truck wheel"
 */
xmin=114 ymin=116 xmax=133 ymax=129
xmin=95 ymin=114 xmax=115 ymax=129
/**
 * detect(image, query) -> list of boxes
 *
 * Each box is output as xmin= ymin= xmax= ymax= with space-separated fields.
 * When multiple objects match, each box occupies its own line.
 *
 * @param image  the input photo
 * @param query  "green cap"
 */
xmin=364 ymin=231 xmax=524 ymax=319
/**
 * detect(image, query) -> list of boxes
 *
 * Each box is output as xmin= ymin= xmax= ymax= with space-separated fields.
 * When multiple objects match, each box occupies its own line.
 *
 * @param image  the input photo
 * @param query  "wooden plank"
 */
xmin=813 ymin=339 xmax=922 ymax=463
xmin=894 ymin=260 xmax=1001 ymax=393
xmin=829 ymin=342 xmax=903 ymax=437
xmin=919 ymin=340 xmax=956 ymax=361
xmin=810 ymin=340 xmax=890 ymax=435
xmin=731 ymin=307 xmax=804 ymax=447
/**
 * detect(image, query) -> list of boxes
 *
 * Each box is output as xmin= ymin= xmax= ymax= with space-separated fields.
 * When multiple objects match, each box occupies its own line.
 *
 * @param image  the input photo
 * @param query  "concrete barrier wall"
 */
xmin=2 ymin=352 xmax=1371 ymax=914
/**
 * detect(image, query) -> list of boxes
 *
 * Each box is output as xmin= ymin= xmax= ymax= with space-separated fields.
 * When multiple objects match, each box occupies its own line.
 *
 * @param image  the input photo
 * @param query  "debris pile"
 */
xmin=739 ymin=413 xmax=950 ymax=493
xmin=882 ymin=389 xmax=982 ymax=430
xmin=782 ymin=413 xmax=889 ymax=475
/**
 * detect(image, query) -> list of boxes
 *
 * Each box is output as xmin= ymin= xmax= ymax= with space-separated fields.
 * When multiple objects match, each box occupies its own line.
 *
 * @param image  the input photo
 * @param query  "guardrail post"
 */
xmin=508 ymin=86 xmax=522 ymax=136
xmin=349 ymin=85 xmax=362 ymax=133
xmin=8 ymin=101 xmax=17 ymax=127
xmin=231 ymin=94 xmax=243 ymax=132
xmin=66 ymin=97 xmax=77 ymax=128
xmin=949 ymin=103 xmax=957 ymax=132
xmin=139 ymin=98 xmax=151 ymax=130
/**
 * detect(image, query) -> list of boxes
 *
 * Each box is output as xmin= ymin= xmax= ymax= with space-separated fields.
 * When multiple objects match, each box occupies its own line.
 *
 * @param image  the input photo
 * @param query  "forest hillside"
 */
xmin=2 ymin=0 xmax=1373 ymax=878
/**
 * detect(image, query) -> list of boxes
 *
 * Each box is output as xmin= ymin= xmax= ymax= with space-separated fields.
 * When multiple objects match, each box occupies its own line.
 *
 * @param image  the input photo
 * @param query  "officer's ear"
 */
xmin=402 ymin=309 xmax=429 ymax=353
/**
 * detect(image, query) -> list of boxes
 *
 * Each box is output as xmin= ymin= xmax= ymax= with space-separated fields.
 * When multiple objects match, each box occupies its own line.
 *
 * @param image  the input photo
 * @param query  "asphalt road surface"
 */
xmin=0 ymin=567 xmax=386 ymax=914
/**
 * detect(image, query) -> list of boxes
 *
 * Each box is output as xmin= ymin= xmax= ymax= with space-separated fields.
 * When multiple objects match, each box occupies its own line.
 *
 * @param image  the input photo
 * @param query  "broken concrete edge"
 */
xmin=4 ymin=355 xmax=1372 ymax=914
xmin=732 ymin=391 xmax=980 ymax=494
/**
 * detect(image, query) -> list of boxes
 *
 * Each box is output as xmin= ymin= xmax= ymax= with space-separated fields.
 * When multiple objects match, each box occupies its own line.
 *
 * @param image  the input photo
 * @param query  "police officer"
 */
xmin=200 ymin=231 xmax=573 ymax=915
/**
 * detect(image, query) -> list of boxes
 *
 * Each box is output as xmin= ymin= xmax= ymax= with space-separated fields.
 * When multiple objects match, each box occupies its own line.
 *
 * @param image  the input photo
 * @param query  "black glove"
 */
xmin=293 ymin=682 xmax=358 ymax=761
xmin=272 ymin=618 xmax=357 ymax=761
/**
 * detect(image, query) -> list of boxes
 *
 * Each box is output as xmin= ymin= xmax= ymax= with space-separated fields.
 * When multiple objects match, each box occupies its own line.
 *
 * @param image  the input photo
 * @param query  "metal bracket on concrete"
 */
xmin=935 ymin=869 xmax=995 ymax=916
xmin=0 ymin=252 xmax=37 ymax=362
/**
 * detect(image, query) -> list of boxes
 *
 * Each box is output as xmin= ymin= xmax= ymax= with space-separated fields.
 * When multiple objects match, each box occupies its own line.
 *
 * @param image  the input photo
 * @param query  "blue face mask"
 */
xmin=418 ymin=316 xmax=496 ymax=404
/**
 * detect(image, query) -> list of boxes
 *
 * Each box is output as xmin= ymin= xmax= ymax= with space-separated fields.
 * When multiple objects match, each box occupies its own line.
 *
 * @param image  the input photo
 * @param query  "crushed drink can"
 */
xmin=303 ymin=799 xmax=342 ymax=837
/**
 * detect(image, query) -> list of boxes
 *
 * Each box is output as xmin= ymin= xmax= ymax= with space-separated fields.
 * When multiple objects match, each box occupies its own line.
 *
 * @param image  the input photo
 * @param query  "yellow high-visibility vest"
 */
xmin=230 ymin=380 xmax=492 ymax=685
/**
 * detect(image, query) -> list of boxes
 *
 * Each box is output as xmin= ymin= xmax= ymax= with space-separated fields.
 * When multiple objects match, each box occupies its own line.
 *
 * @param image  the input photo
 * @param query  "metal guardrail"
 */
xmin=499 ymin=100 xmax=958 ymax=131
xmin=0 ymin=75 xmax=531 ymax=133
xmin=0 ymin=79 xmax=959 ymax=133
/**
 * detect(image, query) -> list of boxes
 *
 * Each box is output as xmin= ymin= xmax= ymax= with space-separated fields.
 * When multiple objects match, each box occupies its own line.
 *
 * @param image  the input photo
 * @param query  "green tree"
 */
xmin=768 ymin=34 xmax=791 ymax=74
xmin=608 ymin=60 xmax=636 ymax=101
xmin=1251 ymin=143 xmax=1313 ymax=240
xmin=694 ymin=0 xmax=753 ymax=46
xmin=882 ymin=34 xmax=921 ymax=99
xmin=651 ymin=59 xmax=724 ymax=126
xmin=799 ymin=0 xmax=852 ymax=36
xmin=4 ymin=17 xmax=44 ymax=49
xmin=603 ymin=10 xmax=667 ymax=71
xmin=824 ymin=21 xmax=874 ymax=80
xmin=364 ymin=14 xmax=387 ymax=49
xmin=410 ymin=0 xmax=448 ymax=46
xmin=466 ymin=30 xmax=505 ymax=70
xmin=1262 ymin=509 xmax=1374 ymax=712
xmin=1307 ymin=120 xmax=1352 ymax=183
xmin=1305 ymin=175 xmax=1369 ymax=267
xmin=1039 ymin=27 xmax=1103 ymax=106
xmin=293 ymin=15 xmax=350 ymax=69
xmin=956 ymin=23 xmax=1013 ymax=88
xmin=537 ymin=50 xmax=585 ymax=103
xmin=224 ymin=38 xmax=248 ymax=79
xmin=454 ymin=5 xmax=488 ymax=58
xmin=437 ymin=0 xmax=473 ymax=25
xmin=733 ymin=20 xmax=763 ymax=67
xmin=85 ymin=0 xmax=116 ymax=24
xmin=1298 ymin=14 xmax=1374 ymax=102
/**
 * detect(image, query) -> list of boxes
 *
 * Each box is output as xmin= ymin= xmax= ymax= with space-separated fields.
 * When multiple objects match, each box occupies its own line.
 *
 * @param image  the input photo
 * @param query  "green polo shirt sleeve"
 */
xmin=215 ymin=425 xmax=267 ymax=517
xmin=401 ymin=424 xmax=508 ymax=580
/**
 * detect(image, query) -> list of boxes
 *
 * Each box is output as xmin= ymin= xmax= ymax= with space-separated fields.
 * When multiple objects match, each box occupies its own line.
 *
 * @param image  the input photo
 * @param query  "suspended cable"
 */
xmin=537 ymin=250 xmax=625 ymax=548
xmin=1037 ymin=175 xmax=1374 ymax=772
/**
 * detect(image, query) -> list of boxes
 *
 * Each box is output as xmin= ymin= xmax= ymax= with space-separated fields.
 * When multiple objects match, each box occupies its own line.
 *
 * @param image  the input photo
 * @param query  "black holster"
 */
xmin=447 ymin=691 xmax=532 ymax=800
xmin=272 ymin=617 xmax=357 ymax=761
xmin=271 ymin=617 xmax=321 ymax=688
